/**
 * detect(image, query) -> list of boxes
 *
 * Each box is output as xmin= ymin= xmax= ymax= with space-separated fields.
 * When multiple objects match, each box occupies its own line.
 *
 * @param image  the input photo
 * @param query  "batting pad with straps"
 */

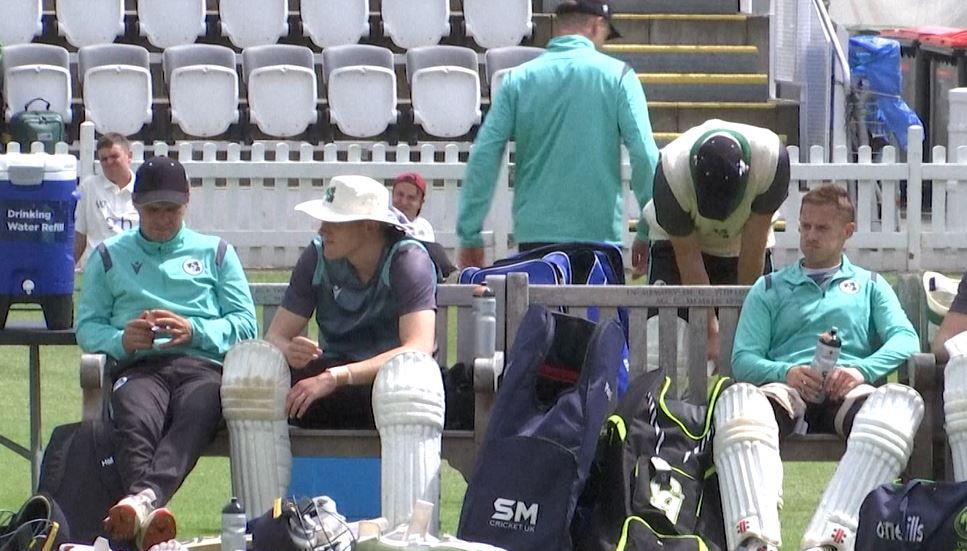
xmin=372 ymin=350 xmax=446 ymax=532
xmin=713 ymin=383 xmax=783 ymax=551
xmin=221 ymin=339 xmax=293 ymax=517
xmin=801 ymin=383 xmax=924 ymax=551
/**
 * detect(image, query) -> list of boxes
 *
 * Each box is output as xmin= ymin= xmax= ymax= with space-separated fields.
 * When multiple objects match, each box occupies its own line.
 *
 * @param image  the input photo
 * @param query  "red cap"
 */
xmin=393 ymin=172 xmax=427 ymax=196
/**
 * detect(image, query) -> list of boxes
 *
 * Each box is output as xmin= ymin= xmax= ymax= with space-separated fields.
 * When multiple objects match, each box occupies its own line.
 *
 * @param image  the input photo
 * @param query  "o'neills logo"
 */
xmin=876 ymin=515 xmax=924 ymax=543
xmin=490 ymin=498 xmax=538 ymax=532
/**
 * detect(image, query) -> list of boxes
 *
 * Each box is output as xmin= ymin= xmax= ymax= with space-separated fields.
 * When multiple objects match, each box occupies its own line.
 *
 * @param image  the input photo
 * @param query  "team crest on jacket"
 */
xmin=839 ymin=279 xmax=860 ymax=294
xmin=183 ymin=258 xmax=203 ymax=275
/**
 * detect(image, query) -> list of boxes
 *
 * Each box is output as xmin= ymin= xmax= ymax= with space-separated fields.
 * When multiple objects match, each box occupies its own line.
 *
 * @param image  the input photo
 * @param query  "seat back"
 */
xmin=242 ymin=45 xmax=317 ymax=137
xmin=300 ymin=0 xmax=370 ymax=48
xmin=78 ymin=45 xmax=152 ymax=136
xmin=2 ymin=44 xmax=73 ymax=123
xmin=485 ymin=46 xmax=543 ymax=97
xmin=327 ymin=66 xmax=397 ymax=138
xmin=163 ymin=44 xmax=237 ymax=83
xmin=407 ymin=46 xmax=481 ymax=138
xmin=219 ymin=0 xmax=288 ymax=49
xmin=164 ymin=45 xmax=240 ymax=137
xmin=0 ymin=0 xmax=42 ymax=46
xmin=55 ymin=0 xmax=124 ymax=47
xmin=321 ymin=44 xmax=393 ymax=82
xmin=138 ymin=0 xmax=206 ymax=49
xmin=380 ymin=0 xmax=450 ymax=50
xmin=462 ymin=0 xmax=533 ymax=49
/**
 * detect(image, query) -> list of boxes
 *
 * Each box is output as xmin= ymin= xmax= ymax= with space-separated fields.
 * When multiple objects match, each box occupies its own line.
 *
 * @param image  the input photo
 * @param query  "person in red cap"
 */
xmin=392 ymin=172 xmax=436 ymax=242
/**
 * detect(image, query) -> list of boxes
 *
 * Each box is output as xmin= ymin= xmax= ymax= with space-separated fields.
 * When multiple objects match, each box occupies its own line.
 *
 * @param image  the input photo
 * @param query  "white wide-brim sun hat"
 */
xmin=295 ymin=175 xmax=407 ymax=232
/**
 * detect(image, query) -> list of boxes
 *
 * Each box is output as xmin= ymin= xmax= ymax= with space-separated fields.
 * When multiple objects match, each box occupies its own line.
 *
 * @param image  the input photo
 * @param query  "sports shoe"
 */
xmin=137 ymin=508 xmax=177 ymax=551
xmin=737 ymin=537 xmax=779 ymax=551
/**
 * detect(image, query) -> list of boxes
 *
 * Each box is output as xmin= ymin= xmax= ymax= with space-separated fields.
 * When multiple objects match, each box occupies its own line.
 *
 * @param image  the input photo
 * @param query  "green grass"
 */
xmin=0 ymin=270 xmax=832 ymax=546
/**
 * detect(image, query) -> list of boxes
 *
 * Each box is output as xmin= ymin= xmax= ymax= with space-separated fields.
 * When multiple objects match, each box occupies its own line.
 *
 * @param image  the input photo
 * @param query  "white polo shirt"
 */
xmin=75 ymin=171 xmax=139 ymax=265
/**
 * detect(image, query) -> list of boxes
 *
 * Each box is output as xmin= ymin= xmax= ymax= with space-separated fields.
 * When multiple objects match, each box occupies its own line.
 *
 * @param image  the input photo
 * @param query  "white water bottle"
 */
xmin=809 ymin=327 xmax=841 ymax=403
xmin=221 ymin=497 xmax=247 ymax=551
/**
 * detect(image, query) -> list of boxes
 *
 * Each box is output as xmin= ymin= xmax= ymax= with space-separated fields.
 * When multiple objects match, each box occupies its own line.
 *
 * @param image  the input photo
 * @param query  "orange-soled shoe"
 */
xmin=137 ymin=507 xmax=176 ymax=551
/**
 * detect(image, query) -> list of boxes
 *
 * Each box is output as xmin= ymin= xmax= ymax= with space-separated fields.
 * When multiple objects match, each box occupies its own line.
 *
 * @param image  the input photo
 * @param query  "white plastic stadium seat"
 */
xmin=220 ymin=0 xmax=289 ymax=49
xmin=0 ymin=0 xmax=42 ymax=46
xmin=322 ymin=44 xmax=397 ymax=138
xmin=485 ymin=46 xmax=543 ymax=98
xmin=300 ymin=0 xmax=370 ymax=48
xmin=55 ymin=0 xmax=124 ymax=47
xmin=78 ymin=44 xmax=153 ymax=136
xmin=2 ymin=44 xmax=73 ymax=124
xmin=463 ymin=0 xmax=533 ymax=49
xmin=241 ymin=45 xmax=317 ymax=137
xmin=163 ymin=45 xmax=240 ymax=137
xmin=381 ymin=0 xmax=450 ymax=50
xmin=138 ymin=0 xmax=206 ymax=49
xmin=406 ymin=46 xmax=481 ymax=138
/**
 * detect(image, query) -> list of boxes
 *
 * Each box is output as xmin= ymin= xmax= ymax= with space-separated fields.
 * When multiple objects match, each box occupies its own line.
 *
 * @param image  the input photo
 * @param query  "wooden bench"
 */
xmin=79 ymin=272 xmax=943 ymax=482
xmin=502 ymin=272 xmax=941 ymax=479
xmin=79 ymin=277 xmax=511 ymax=480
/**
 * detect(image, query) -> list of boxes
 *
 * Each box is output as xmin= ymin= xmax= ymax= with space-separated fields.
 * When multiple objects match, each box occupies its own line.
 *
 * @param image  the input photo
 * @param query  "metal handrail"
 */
xmin=811 ymin=0 xmax=851 ymax=92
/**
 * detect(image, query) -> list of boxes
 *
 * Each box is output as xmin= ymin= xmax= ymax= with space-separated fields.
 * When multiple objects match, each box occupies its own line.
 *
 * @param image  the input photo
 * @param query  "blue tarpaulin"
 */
xmin=848 ymin=35 xmax=924 ymax=149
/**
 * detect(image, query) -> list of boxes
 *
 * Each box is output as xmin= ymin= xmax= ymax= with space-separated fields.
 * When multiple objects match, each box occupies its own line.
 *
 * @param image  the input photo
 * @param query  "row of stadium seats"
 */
xmin=0 ymin=0 xmax=534 ymax=51
xmin=1 ymin=42 xmax=543 ymax=140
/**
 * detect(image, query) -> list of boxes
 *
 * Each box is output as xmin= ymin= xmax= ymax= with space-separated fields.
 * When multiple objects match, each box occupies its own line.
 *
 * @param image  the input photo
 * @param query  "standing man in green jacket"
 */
xmin=76 ymin=157 xmax=257 ymax=551
xmin=457 ymin=0 xmax=659 ymax=268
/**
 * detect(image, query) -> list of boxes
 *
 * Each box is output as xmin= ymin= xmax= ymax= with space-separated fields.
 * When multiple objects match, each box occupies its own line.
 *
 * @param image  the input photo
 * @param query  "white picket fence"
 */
xmin=10 ymin=123 xmax=967 ymax=271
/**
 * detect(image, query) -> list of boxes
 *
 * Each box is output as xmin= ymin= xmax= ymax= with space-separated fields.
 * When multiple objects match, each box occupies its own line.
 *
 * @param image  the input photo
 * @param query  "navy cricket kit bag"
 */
xmin=856 ymin=479 xmax=967 ymax=549
xmin=457 ymin=304 xmax=625 ymax=551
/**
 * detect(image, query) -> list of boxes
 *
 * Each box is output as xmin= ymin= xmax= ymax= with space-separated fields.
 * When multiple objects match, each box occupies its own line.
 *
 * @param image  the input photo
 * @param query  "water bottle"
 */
xmin=809 ymin=327 xmax=842 ymax=403
xmin=221 ymin=497 xmax=246 ymax=551
xmin=472 ymin=284 xmax=496 ymax=360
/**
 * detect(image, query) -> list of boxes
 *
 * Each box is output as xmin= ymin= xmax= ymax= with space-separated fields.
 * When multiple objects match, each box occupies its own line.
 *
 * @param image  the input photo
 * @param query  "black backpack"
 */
xmin=36 ymin=420 xmax=124 ymax=544
xmin=457 ymin=305 xmax=625 ymax=551
xmin=574 ymin=370 xmax=729 ymax=551
xmin=856 ymin=479 xmax=967 ymax=550
xmin=9 ymin=98 xmax=67 ymax=153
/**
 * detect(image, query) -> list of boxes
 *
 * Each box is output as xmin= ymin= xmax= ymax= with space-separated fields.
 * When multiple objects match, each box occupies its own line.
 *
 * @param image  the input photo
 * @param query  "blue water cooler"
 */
xmin=0 ymin=153 xmax=78 ymax=329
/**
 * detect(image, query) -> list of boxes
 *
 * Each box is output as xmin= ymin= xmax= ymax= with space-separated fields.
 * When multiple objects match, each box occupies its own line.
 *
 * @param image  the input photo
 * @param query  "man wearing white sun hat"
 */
xmin=221 ymin=175 xmax=444 ymax=526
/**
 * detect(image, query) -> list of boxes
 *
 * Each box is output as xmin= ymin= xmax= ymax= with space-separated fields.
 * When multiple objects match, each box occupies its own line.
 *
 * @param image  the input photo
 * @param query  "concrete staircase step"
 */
xmin=654 ymin=130 xmax=788 ymax=148
xmin=640 ymin=73 xmax=769 ymax=102
xmin=647 ymin=100 xmax=800 ymax=145
xmin=604 ymin=44 xmax=759 ymax=73
xmin=541 ymin=0 xmax=739 ymax=15
xmin=610 ymin=14 xmax=760 ymax=46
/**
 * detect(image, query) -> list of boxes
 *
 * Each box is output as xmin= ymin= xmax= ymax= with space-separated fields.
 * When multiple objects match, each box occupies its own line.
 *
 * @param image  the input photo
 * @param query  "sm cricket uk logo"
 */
xmin=490 ymin=498 xmax=538 ymax=533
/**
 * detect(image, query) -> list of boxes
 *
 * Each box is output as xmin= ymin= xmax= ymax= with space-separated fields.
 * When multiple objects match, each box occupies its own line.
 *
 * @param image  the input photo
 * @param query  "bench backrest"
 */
xmin=247 ymin=277 xmax=508 ymax=369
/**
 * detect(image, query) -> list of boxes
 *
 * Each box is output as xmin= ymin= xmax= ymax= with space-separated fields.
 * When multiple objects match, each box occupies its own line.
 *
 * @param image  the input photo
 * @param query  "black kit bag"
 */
xmin=35 ymin=420 xmax=124 ymax=544
xmin=9 ymin=98 xmax=67 ymax=153
xmin=574 ymin=369 xmax=729 ymax=551
xmin=0 ymin=494 xmax=68 ymax=551
xmin=856 ymin=479 xmax=967 ymax=550
xmin=457 ymin=305 xmax=625 ymax=551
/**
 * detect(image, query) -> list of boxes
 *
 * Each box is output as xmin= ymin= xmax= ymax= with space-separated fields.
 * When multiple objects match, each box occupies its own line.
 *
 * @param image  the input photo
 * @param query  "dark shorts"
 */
xmin=288 ymin=358 xmax=375 ymax=429
xmin=647 ymin=240 xmax=774 ymax=285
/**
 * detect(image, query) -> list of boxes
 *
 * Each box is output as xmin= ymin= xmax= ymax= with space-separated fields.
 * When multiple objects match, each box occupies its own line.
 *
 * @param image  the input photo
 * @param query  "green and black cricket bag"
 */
xmin=10 ymin=98 xmax=67 ymax=153
xmin=573 ymin=369 xmax=729 ymax=551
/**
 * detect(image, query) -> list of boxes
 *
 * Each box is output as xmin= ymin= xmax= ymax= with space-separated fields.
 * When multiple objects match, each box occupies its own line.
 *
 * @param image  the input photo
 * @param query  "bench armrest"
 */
xmin=80 ymin=352 xmax=112 ymax=421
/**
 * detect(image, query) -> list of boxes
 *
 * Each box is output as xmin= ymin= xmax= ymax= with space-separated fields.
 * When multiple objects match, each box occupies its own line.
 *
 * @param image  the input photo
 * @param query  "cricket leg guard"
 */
xmin=221 ymin=339 xmax=292 ymax=517
xmin=945 ymin=354 xmax=967 ymax=481
xmin=372 ymin=350 xmax=446 ymax=532
xmin=713 ymin=383 xmax=783 ymax=551
xmin=801 ymin=383 xmax=924 ymax=551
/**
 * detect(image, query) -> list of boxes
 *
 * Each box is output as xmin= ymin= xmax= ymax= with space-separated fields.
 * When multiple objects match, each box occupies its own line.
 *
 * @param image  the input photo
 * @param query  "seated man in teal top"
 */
xmin=711 ymin=184 xmax=921 ymax=551
xmin=76 ymin=157 xmax=257 ymax=550
xmin=265 ymin=175 xmax=437 ymax=428
xmin=456 ymin=0 xmax=659 ymax=268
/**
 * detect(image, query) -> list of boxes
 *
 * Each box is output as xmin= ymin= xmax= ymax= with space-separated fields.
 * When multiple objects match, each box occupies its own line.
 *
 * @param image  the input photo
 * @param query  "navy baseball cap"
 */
xmin=133 ymin=156 xmax=189 ymax=205
xmin=690 ymin=133 xmax=750 ymax=221
xmin=555 ymin=0 xmax=622 ymax=40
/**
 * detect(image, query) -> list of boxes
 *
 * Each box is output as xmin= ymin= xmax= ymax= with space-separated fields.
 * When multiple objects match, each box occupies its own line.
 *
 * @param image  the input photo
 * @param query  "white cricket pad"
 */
xmin=801 ymin=383 xmax=924 ymax=550
xmin=372 ymin=350 xmax=446 ymax=532
xmin=713 ymin=383 xmax=783 ymax=550
xmin=220 ymin=339 xmax=292 ymax=517
xmin=946 ymin=354 xmax=967 ymax=482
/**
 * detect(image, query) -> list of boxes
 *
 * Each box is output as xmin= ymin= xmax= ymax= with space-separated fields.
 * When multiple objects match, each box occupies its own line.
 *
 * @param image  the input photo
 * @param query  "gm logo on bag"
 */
xmin=490 ymin=498 xmax=539 ymax=532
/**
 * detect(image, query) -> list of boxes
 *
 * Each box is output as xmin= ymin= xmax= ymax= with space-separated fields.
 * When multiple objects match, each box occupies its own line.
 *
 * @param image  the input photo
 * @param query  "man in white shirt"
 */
xmin=74 ymin=133 xmax=139 ymax=267
xmin=392 ymin=172 xmax=436 ymax=242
